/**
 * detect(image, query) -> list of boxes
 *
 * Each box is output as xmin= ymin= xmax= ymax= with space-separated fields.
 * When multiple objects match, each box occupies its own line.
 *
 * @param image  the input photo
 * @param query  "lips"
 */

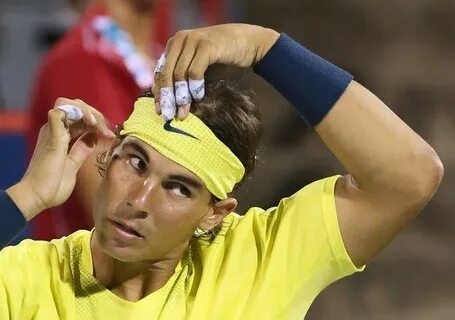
xmin=110 ymin=219 xmax=144 ymax=239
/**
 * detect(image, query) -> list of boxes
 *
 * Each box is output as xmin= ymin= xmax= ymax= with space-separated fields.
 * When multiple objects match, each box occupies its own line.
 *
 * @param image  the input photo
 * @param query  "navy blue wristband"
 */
xmin=0 ymin=190 xmax=27 ymax=247
xmin=254 ymin=33 xmax=353 ymax=126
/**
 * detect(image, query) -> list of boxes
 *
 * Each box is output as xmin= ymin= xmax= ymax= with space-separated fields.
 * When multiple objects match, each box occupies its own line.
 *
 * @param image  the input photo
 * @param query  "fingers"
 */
xmin=155 ymin=32 xmax=188 ymax=120
xmin=160 ymin=87 xmax=176 ymax=120
xmin=66 ymin=132 xmax=98 ymax=173
xmin=48 ymin=108 xmax=70 ymax=150
xmin=189 ymin=78 xmax=205 ymax=101
xmin=73 ymin=99 xmax=115 ymax=139
xmin=53 ymin=97 xmax=115 ymax=139
xmin=56 ymin=105 xmax=84 ymax=122
xmin=154 ymin=52 xmax=167 ymax=74
xmin=154 ymin=29 xmax=210 ymax=120
xmin=188 ymin=41 xmax=211 ymax=100
xmin=174 ymin=36 xmax=198 ymax=116
xmin=175 ymin=81 xmax=191 ymax=107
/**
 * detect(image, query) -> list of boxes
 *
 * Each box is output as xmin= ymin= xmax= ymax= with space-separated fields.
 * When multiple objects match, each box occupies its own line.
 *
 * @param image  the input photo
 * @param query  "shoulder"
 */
xmin=199 ymin=176 xmax=341 ymax=251
xmin=0 ymin=230 xmax=89 ymax=279
xmin=212 ymin=176 xmax=346 ymax=264
xmin=0 ymin=231 xmax=88 ymax=313
xmin=226 ymin=175 xmax=341 ymax=230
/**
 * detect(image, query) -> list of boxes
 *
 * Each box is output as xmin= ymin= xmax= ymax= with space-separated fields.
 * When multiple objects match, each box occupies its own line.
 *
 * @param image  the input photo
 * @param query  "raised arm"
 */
xmin=152 ymin=24 xmax=443 ymax=268
xmin=315 ymin=81 xmax=442 ymax=266
xmin=2 ymin=99 xmax=114 ymax=246
xmin=253 ymin=33 xmax=443 ymax=267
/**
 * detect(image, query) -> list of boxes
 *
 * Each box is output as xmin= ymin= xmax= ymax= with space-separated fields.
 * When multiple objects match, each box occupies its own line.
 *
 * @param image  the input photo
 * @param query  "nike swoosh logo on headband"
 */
xmin=163 ymin=120 xmax=200 ymax=140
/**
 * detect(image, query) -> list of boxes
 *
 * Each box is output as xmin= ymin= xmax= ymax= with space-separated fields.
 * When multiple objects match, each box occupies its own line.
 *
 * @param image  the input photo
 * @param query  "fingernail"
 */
xmin=160 ymin=87 xmax=176 ymax=120
xmin=189 ymin=78 xmax=205 ymax=100
xmin=175 ymin=81 xmax=192 ymax=105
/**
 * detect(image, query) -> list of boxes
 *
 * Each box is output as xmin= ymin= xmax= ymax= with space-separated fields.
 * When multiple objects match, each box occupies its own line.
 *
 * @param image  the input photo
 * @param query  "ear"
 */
xmin=199 ymin=198 xmax=238 ymax=231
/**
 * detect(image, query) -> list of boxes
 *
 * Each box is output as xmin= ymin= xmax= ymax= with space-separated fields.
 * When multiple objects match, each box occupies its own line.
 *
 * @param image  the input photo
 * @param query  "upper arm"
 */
xmin=335 ymin=174 xmax=422 ymax=267
xmin=316 ymin=81 xmax=442 ymax=268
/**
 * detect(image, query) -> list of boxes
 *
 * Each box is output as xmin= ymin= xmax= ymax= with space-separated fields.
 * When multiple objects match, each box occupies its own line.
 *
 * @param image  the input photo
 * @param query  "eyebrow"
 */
xmin=123 ymin=140 xmax=204 ymax=190
xmin=168 ymin=174 xmax=203 ymax=190
xmin=122 ymin=141 xmax=150 ymax=163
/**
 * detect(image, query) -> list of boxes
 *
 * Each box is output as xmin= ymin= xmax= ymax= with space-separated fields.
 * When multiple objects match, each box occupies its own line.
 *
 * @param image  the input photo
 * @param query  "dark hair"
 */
xmin=97 ymin=80 xmax=263 ymax=191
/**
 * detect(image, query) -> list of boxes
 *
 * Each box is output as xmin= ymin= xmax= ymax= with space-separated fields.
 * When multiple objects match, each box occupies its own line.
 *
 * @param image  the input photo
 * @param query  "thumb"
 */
xmin=67 ymin=132 xmax=98 ymax=172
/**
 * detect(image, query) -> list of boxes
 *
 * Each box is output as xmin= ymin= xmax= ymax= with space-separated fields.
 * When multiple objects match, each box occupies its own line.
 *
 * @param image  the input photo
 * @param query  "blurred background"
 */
xmin=0 ymin=0 xmax=454 ymax=319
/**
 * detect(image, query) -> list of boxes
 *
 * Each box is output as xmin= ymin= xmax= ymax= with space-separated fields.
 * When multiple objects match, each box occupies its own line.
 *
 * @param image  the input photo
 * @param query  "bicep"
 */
xmin=335 ymin=174 xmax=418 ymax=267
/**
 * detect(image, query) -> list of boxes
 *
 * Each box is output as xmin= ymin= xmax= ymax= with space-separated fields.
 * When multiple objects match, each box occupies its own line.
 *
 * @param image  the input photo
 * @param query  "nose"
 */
xmin=127 ymin=177 xmax=158 ymax=219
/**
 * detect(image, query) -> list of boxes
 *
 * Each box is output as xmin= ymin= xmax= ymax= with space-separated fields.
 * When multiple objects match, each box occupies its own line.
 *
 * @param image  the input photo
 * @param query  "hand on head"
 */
xmin=152 ymin=23 xmax=279 ymax=121
xmin=10 ymin=98 xmax=115 ymax=220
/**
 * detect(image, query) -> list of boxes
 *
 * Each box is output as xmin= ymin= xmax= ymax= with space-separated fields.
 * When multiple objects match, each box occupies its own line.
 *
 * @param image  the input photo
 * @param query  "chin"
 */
xmin=102 ymin=239 xmax=142 ymax=263
xmin=95 ymin=228 xmax=141 ymax=262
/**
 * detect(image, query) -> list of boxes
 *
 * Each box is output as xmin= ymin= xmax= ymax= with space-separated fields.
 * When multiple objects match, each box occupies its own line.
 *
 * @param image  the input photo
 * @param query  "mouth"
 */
xmin=109 ymin=219 xmax=144 ymax=240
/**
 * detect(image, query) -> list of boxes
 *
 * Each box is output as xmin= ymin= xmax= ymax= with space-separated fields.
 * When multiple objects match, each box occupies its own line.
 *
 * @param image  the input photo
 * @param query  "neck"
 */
xmin=91 ymin=232 xmax=185 ymax=302
xmin=104 ymin=0 xmax=155 ymax=55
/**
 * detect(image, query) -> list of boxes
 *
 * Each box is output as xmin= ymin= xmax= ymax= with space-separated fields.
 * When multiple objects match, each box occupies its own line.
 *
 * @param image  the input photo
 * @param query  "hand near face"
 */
xmin=6 ymin=98 xmax=115 ymax=221
xmin=153 ymin=23 xmax=280 ymax=120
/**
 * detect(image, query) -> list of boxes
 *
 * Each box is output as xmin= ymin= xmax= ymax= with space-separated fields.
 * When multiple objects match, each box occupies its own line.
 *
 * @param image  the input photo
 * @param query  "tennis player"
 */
xmin=0 ymin=23 xmax=443 ymax=319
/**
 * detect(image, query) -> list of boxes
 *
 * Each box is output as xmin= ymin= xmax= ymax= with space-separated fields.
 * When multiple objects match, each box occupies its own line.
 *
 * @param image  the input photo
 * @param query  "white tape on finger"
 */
xmin=160 ymin=87 xmax=176 ymax=120
xmin=189 ymin=78 xmax=205 ymax=100
xmin=175 ymin=81 xmax=192 ymax=105
xmin=56 ymin=105 xmax=83 ymax=121
xmin=154 ymin=53 xmax=167 ymax=74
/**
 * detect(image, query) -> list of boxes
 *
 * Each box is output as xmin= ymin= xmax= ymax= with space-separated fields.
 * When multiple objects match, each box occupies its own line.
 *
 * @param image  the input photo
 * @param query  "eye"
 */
xmin=166 ymin=182 xmax=191 ymax=198
xmin=128 ymin=155 xmax=146 ymax=172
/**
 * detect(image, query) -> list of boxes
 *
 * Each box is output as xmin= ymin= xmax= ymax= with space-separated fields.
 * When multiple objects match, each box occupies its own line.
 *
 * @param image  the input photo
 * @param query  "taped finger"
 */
xmin=189 ymin=79 xmax=205 ymax=100
xmin=56 ymin=105 xmax=83 ymax=122
xmin=160 ymin=87 xmax=176 ymax=120
xmin=154 ymin=53 xmax=167 ymax=74
xmin=175 ymin=81 xmax=192 ymax=105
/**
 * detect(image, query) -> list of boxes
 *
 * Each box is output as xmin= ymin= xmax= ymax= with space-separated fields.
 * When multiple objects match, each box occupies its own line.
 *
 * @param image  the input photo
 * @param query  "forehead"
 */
xmin=120 ymin=136 xmax=205 ymax=184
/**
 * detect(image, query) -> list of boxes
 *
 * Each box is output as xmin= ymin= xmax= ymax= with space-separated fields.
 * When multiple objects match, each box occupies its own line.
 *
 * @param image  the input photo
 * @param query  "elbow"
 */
xmin=407 ymin=147 xmax=444 ymax=205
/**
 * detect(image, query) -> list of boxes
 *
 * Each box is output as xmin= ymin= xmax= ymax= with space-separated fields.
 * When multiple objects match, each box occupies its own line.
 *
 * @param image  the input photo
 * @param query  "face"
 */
xmin=93 ymin=136 xmax=235 ymax=262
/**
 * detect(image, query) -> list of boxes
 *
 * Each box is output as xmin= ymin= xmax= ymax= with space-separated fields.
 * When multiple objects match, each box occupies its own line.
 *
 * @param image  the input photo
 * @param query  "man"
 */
xmin=2 ymin=23 xmax=443 ymax=319
xmin=29 ymin=0 xmax=227 ymax=241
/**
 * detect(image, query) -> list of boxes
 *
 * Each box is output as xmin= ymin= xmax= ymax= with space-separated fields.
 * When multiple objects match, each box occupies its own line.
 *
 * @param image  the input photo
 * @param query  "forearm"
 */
xmin=315 ymin=81 xmax=443 ymax=199
xmin=255 ymin=34 xmax=443 ymax=202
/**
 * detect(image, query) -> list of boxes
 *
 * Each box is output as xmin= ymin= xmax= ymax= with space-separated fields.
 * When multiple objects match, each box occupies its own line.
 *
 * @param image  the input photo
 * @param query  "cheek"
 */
xmin=108 ymin=157 xmax=141 ymax=189
xmin=156 ymin=199 xmax=211 ymax=232
xmin=97 ymin=161 xmax=133 ymax=214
